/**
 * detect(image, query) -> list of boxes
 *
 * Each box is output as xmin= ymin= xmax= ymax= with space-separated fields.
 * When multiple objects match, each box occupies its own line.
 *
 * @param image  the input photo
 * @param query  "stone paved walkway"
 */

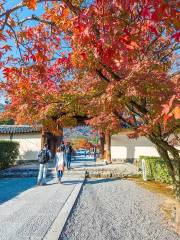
xmin=0 ymin=157 xmax=91 ymax=240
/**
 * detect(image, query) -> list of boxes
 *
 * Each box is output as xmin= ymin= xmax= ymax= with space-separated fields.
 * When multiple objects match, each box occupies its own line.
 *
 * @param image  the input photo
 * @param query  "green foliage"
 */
xmin=0 ymin=141 xmax=19 ymax=170
xmin=0 ymin=119 xmax=14 ymax=125
xmin=89 ymin=136 xmax=99 ymax=145
xmin=140 ymin=156 xmax=172 ymax=184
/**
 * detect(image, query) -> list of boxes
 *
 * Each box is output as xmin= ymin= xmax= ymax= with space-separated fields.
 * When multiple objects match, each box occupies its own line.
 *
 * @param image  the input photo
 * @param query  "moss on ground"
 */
xmin=129 ymin=177 xmax=180 ymax=235
xmin=130 ymin=177 xmax=175 ymax=199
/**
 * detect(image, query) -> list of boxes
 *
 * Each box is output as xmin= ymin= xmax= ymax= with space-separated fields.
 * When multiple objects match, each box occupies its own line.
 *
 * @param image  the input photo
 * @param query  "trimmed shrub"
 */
xmin=0 ymin=141 xmax=19 ymax=170
xmin=139 ymin=156 xmax=172 ymax=184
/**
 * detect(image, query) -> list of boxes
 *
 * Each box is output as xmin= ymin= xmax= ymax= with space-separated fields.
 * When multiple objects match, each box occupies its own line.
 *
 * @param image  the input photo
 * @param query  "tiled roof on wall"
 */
xmin=0 ymin=125 xmax=97 ymax=137
xmin=0 ymin=125 xmax=41 ymax=134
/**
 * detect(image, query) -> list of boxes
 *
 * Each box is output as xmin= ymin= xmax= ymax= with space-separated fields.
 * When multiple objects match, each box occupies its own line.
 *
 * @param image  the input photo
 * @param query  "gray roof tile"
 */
xmin=0 ymin=125 xmax=41 ymax=134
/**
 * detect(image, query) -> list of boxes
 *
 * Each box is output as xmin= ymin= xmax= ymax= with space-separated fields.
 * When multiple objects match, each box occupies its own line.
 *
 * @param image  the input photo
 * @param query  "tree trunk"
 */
xmin=99 ymin=132 xmax=105 ymax=159
xmin=54 ymin=127 xmax=63 ymax=153
xmin=158 ymin=146 xmax=180 ymax=201
xmin=48 ymin=127 xmax=63 ymax=157
xmin=105 ymin=131 xmax=112 ymax=164
xmin=41 ymin=126 xmax=46 ymax=149
xmin=149 ymin=134 xmax=180 ymax=201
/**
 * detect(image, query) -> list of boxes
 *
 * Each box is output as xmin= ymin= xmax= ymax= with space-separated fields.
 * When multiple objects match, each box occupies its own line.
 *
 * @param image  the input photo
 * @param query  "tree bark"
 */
xmin=105 ymin=131 xmax=112 ymax=164
xmin=99 ymin=132 xmax=105 ymax=159
xmin=41 ymin=126 xmax=46 ymax=149
xmin=148 ymin=134 xmax=180 ymax=201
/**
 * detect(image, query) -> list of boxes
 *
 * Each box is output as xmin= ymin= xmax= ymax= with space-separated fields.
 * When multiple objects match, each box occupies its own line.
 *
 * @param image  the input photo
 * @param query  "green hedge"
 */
xmin=140 ymin=156 xmax=172 ymax=184
xmin=0 ymin=141 xmax=19 ymax=170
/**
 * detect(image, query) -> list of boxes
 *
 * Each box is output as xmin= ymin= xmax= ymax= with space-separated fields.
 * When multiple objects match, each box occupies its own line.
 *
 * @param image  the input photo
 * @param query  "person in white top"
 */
xmin=55 ymin=147 xmax=65 ymax=183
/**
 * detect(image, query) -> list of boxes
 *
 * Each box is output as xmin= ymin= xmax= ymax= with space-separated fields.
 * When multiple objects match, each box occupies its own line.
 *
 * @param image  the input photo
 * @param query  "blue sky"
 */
xmin=0 ymin=0 xmax=46 ymax=103
xmin=4 ymin=0 xmax=45 ymax=16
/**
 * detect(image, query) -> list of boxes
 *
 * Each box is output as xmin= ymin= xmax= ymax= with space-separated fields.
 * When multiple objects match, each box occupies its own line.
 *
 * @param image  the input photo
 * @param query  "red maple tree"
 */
xmin=0 ymin=0 xmax=179 ymax=198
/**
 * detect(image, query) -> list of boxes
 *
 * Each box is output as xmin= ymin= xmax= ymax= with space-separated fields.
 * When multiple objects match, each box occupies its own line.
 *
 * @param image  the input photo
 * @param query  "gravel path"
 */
xmin=60 ymin=179 xmax=179 ymax=240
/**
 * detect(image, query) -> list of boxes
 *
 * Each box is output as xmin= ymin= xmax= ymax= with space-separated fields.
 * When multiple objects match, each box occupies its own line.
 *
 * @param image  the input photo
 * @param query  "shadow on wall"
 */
xmin=18 ymin=150 xmax=38 ymax=161
xmin=0 ymin=177 xmax=36 ymax=204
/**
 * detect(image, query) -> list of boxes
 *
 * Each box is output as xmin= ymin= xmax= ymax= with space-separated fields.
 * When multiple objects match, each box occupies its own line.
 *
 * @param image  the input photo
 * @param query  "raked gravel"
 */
xmin=60 ymin=179 xmax=179 ymax=240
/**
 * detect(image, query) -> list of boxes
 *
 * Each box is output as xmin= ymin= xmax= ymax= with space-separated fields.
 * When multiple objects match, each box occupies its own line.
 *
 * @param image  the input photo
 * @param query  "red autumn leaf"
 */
xmin=148 ymin=25 xmax=158 ymax=36
xmin=141 ymin=7 xmax=150 ymax=18
xmin=172 ymin=32 xmax=180 ymax=42
xmin=32 ymin=55 xmax=36 ymax=62
xmin=0 ymin=32 xmax=6 ymax=41
xmin=2 ymin=45 xmax=12 ymax=52
xmin=23 ymin=0 xmax=37 ymax=10
xmin=173 ymin=107 xmax=180 ymax=120
xmin=151 ymin=12 xmax=159 ymax=22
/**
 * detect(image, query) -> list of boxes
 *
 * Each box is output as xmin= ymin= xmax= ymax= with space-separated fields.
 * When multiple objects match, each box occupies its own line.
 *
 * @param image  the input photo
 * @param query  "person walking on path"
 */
xmin=60 ymin=141 xmax=66 ymax=152
xmin=37 ymin=144 xmax=51 ymax=186
xmin=55 ymin=147 xmax=65 ymax=183
xmin=65 ymin=142 xmax=73 ymax=170
xmin=60 ymin=141 xmax=66 ymax=166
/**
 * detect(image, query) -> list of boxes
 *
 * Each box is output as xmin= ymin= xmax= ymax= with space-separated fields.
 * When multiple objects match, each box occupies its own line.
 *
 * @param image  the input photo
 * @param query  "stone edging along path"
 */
xmin=44 ymin=178 xmax=85 ymax=240
xmin=43 ymin=162 xmax=140 ymax=239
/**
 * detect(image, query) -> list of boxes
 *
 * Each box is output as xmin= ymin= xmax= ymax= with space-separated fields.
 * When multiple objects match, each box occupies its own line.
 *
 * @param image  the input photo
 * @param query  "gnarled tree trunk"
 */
xmin=149 ymin=134 xmax=180 ymax=201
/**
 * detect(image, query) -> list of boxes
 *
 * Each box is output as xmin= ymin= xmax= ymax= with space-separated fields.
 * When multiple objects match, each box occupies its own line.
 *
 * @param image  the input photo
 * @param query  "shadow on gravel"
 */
xmin=86 ymin=178 xmax=120 ymax=185
xmin=0 ymin=177 xmax=37 ymax=204
xmin=72 ymin=164 xmax=97 ymax=169
xmin=61 ymin=180 xmax=84 ymax=185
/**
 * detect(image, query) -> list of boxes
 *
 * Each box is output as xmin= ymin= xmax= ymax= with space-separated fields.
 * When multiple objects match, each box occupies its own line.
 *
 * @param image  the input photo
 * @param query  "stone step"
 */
xmin=85 ymin=170 xmax=141 ymax=179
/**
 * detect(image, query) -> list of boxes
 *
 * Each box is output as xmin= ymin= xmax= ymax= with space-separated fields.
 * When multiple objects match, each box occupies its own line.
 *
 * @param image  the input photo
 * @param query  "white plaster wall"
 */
xmin=0 ymin=135 xmax=10 ymax=140
xmin=111 ymin=133 xmax=159 ymax=160
xmin=0 ymin=133 xmax=41 ymax=161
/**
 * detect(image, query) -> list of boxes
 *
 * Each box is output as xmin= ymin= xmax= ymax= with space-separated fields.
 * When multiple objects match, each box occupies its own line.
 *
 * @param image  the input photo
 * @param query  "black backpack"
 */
xmin=38 ymin=149 xmax=50 ymax=164
xmin=60 ymin=144 xmax=65 ymax=152
xmin=66 ymin=145 xmax=72 ymax=154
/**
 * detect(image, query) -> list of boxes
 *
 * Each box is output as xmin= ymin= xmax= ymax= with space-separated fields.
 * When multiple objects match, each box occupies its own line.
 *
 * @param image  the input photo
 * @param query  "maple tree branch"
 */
xmin=0 ymin=11 xmax=10 ymax=30
xmin=63 ymin=0 xmax=81 ymax=14
xmin=0 ymin=0 xmax=79 ymax=30
xmin=160 ymin=43 xmax=180 ymax=62
xmin=145 ymin=31 xmax=164 ymax=54
xmin=0 ymin=0 xmax=63 ymax=19
xmin=100 ymin=62 xmax=124 ymax=81
xmin=0 ymin=2 xmax=23 ymax=19
xmin=126 ymin=102 xmax=142 ymax=118
xmin=162 ymin=123 xmax=180 ymax=139
xmin=0 ymin=2 xmax=25 ymax=31
xmin=96 ymin=69 xmax=110 ymax=83
xmin=129 ymin=99 xmax=148 ymax=115
xmin=113 ymin=110 xmax=137 ymax=129
xmin=126 ymin=100 xmax=149 ymax=126
xmin=18 ymin=15 xmax=56 ymax=26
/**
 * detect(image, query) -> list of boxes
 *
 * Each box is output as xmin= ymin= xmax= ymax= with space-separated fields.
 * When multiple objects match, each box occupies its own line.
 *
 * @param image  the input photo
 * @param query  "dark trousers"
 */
xmin=66 ymin=154 xmax=71 ymax=169
xmin=57 ymin=170 xmax=63 ymax=178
